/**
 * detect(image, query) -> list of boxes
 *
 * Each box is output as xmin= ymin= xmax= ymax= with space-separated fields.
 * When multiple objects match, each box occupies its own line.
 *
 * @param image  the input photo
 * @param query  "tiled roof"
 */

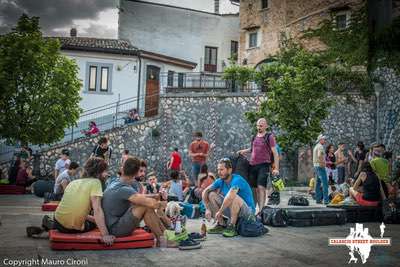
xmin=48 ymin=37 xmax=139 ymax=56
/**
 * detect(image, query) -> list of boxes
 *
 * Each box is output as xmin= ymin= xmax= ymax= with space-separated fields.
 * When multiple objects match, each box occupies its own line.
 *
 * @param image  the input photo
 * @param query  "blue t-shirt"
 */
xmin=210 ymin=174 xmax=255 ymax=213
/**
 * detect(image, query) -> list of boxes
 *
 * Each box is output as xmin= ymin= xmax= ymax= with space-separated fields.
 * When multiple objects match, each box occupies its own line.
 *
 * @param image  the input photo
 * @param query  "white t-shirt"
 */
xmin=55 ymin=158 xmax=71 ymax=174
xmin=313 ymin=143 xmax=325 ymax=167
xmin=54 ymin=170 xmax=73 ymax=194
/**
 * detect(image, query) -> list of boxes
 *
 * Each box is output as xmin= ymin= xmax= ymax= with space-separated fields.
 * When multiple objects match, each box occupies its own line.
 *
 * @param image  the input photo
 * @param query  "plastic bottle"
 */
xmin=201 ymin=219 xmax=207 ymax=237
xmin=175 ymin=217 xmax=182 ymax=234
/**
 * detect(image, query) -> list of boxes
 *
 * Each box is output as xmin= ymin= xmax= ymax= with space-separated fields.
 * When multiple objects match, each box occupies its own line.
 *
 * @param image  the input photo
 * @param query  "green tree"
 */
xmin=0 ymin=14 xmax=81 ymax=146
xmin=246 ymin=45 xmax=333 ymax=151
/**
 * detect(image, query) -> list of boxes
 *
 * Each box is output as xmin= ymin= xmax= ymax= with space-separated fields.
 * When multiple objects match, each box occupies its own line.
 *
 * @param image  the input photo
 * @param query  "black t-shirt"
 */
xmin=146 ymin=183 xmax=160 ymax=194
xmin=92 ymin=145 xmax=112 ymax=160
xmin=362 ymin=171 xmax=380 ymax=201
xmin=354 ymin=149 xmax=366 ymax=170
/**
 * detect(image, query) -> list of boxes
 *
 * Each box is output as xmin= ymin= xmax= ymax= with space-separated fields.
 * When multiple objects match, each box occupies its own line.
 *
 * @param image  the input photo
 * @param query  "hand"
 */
xmin=348 ymin=150 xmax=353 ymax=155
xmin=205 ymin=209 xmax=212 ymax=221
xmin=101 ymin=235 xmax=115 ymax=246
xmin=272 ymin=169 xmax=279 ymax=176
xmin=215 ymin=210 xmax=223 ymax=221
xmin=160 ymin=190 xmax=168 ymax=201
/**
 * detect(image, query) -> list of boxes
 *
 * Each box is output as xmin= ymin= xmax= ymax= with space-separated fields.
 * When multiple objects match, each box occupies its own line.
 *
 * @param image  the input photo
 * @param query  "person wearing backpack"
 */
xmin=238 ymin=118 xmax=280 ymax=210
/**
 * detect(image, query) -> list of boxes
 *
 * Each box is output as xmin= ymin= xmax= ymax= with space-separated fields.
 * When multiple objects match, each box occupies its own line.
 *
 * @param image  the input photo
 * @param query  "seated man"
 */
xmin=202 ymin=158 xmax=256 ymax=237
xmin=102 ymin=156 xmax=167 ymax=246
xmin=16 ymin=161 xmax=37 ymax=188
xmin=53 ymin=157 xmax=114 ymax=245
xmin=51 ymin=162 xmax=80 ymax=201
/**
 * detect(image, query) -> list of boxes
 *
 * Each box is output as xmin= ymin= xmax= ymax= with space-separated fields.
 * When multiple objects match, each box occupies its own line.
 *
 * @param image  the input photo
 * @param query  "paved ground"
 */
xmin=0 ymin=190 xmax=399 ymax=267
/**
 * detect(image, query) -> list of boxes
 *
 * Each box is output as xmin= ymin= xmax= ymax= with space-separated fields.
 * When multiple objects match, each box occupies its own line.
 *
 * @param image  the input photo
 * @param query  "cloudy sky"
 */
xmin=0 ymin=0 xmax=238 ymax=38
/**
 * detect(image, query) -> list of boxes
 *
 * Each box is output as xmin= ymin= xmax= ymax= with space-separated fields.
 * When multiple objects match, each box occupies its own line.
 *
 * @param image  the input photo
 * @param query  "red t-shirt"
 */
xmin=189 ymin=140 xmax=209 ymax=164
xmin=170 ymin=151 xmax=182 ymax=170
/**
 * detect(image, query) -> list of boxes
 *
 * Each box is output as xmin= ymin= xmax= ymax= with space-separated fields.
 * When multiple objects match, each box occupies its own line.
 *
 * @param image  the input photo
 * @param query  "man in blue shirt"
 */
xmin=202 ymin=158 xmax=255 ymax=237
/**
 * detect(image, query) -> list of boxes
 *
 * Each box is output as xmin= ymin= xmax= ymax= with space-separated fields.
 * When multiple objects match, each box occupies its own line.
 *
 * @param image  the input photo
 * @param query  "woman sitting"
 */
xmin=82 ymin=121 xmax=100 ymax=137
xmin=349 ymin=162 xmax=385 ymax=207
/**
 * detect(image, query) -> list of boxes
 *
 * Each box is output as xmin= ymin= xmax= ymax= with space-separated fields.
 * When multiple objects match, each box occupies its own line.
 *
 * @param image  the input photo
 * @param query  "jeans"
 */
xmin=337 ymin=166 xmax=346 ymax=184
xmin=314 ymin=167 xmax=329 ymax=204
xmin=191 ymin=162 xmax=202 ymax=186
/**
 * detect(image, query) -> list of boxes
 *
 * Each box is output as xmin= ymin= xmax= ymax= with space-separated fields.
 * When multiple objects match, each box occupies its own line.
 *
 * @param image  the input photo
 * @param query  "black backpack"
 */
xmin=288 ymin=195 xmax=309 ymax=206
xmin=250 ymin=133 xmax=274 ymax=164
xmin=382 ymin=198 xmax=400 ymax=224
xmin=237 ymin=215 xmax=269 ymax=237
xmin=259 ymin=206 xmax=288 ymax=227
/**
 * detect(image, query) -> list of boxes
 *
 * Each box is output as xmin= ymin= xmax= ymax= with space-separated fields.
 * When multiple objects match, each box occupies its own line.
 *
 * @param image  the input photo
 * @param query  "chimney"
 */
xmin=214 ymin=0 xmax=220 ymax=14
xmin=70 ymin=28 xmax=77 ymax=37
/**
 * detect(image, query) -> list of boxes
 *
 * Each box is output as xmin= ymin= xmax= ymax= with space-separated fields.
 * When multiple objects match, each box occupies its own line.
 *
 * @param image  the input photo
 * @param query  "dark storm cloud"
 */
xmin=0 ymin=0 xmax=117 ymax=35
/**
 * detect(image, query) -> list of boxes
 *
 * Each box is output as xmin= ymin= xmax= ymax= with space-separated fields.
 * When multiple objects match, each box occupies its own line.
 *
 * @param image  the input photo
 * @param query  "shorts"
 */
xmin=354 ymin=192 xmax=379 ymax=207
xmin=249 ymin=163 xmax=271 ymax=188
xmin=213 ymin=193 xmax=254 ymax=222
xmin=109 ymin=207 xmax=141 ymax=237
xmin=54 ymin=219 xmax=96 ymax=234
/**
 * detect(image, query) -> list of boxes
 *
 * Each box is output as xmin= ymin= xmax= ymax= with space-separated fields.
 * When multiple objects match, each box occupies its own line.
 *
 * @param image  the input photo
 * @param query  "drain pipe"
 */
xmin=374 ymin=82 xmax=383 ymax=142
xmin=137 ymin=50 xmax=142 ymax=113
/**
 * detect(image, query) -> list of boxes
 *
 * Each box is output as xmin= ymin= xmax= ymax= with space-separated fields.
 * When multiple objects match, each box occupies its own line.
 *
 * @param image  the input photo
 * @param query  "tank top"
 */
xmin=362 ymin=171 xmax=380 ymax=201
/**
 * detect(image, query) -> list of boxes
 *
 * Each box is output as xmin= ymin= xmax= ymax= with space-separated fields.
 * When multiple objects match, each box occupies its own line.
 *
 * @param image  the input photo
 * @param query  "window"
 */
xmin=231 ymin=41 xmax=238 ymax=59
xmin=178 ymin=73 xmax=185 ymax=88
xmin=261 ymin=0 xmax=268 ymax=9
xmin=89 ymin=66 xmax=97 ymax=91
xmin=100 ymin=67 xmax=109 ymax=91
xmin=86 ymin=63 xmax=113 ymax=93
xmin=204 ymin=46 xmax=218 ymax=72
xmin=249 ymin=32 xmax=258 ymax=48
xmin=336 ymin=14 xmax=348 ymax=29
xmin=167 ymin=71 xmax=174 ymax=87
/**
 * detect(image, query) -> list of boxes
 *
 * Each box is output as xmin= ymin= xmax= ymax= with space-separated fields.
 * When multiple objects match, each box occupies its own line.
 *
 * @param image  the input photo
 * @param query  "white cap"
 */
xmin=317 ymin=134 xmax=326 ymax=142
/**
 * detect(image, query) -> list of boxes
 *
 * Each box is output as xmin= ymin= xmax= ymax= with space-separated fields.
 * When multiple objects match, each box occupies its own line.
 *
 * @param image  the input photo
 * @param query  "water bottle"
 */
xmin=175 ymin=217 xmax=182 ymax=234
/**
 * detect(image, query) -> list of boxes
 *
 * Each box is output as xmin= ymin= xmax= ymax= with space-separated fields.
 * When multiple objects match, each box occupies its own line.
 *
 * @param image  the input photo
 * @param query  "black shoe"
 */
xmin=41 ymin=215 xmax=54 ymax=231
xmin=26 ymin=226 xmax=44 ymax=238
xmin=178 ymin=238 xmax=202 ymax=250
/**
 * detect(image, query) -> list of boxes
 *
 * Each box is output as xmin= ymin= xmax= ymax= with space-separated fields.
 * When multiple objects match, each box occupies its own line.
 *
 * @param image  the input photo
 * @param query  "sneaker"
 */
xmin=189 ymin=232 xmax=206 ymax=241
xmin=178 ymin=238 xmax=201 ymax=250
xmin=41 ymin=215 xmax=54 ymax=231
xmin=26 ymin=226 xmax=44 ymax=238
xmin=207 ymin=224 xmax=225 ymax=234
xmin=222 ymin=224 xmax=238 ymax=238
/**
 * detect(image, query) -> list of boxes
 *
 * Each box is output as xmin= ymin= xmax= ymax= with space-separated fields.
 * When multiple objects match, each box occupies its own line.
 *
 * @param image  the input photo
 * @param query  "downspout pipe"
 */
xmin=137 ymin=50 xmax=142 ymax=113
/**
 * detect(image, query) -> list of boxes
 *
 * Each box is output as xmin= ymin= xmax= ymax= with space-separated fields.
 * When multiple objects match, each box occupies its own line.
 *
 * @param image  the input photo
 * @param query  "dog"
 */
xmin=165 ymin=201 xmax=182 ymax=218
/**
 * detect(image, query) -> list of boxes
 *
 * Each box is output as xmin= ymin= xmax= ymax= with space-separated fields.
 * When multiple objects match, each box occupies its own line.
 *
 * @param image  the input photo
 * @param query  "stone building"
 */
xmin=232 ymin=0 xmax=364 ymax=67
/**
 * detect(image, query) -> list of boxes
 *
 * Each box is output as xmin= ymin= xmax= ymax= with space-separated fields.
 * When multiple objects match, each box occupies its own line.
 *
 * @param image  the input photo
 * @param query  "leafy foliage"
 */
xmin=246 ymin=45 xmax=333 ymax=150
xmin=0 ymin=14 xmax=82 ymax=145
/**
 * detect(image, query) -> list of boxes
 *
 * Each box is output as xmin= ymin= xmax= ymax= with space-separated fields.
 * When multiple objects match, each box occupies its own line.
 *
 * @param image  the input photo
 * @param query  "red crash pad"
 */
xmin=0 ymin=185 xmax=25 ymax=194
xmin=42 ymin=202 xmax=59 ymax=211
xmin=49 ymin=228 xmax=155 ymax=250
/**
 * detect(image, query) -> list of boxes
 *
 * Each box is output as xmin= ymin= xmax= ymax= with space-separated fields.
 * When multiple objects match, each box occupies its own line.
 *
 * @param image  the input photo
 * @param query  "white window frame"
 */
xmin=248 ymin=30 xmax=260 ymax=49
xmin=334 ymin=10 xmax=351 ymax=30
xmin=85 ymin=62 xmax=113 ymax=94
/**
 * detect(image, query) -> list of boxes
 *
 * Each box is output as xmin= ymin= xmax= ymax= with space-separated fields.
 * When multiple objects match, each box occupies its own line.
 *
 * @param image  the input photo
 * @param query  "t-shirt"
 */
xmin=250 ymin=134 xmax=276 ymax=165
xmin=189 ymin=140 xmax=209 ymax=164
xmin=325 ymin=153 xmax=336 ymax=169
xmin=132 ymin=180 xmax=145 ymax=194
xmin=169 ymin=180 xmax=183 ymax=201
xmin=170 ymin=151 xmax=182 ymax=170
xmin=102 ymin=181 xmax=137 ymax=230
xmin=16 ymin=168 xmax=28 ymax=186
xmin=54 ymin=170 xmax=73 ymax=195
xmin=362 ymin=171 xmax=381 ymax=201
xmin=210 ymin=174 xmax=255 ymax=213
xmin=55 ymin=158 xmax=71 ymax=174
xmin=146 ymin=183 xmax=160 ymax=194
xmin=313 ymin=143 xmax=325 ymax=167
xmin=92 ymin=145 xmax=112 ymax=161
xmin=354 ymin=149 xmax=367 ymax=171
xmin=370 ymin=157 xmax=390 ymax=183
xmin=54 ymin=178 xmax=103 ymax=231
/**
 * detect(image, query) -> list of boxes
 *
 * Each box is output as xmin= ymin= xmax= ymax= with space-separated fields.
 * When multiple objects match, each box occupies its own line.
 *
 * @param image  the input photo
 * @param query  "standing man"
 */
xmin=313 ymin=134 xmax=329 ymax=204
xmin=238 ymin=118 xmax=280 ymax=210
xmin=189 ymin=132 xmax=209 ymax=186
xmin=335 ymin=143 xmax=347 ymax=184
xmin=91 ymin=137 xmax=113 ymax=164
xmin=54 ymin=149 xmax=71 ymax=179
xmin=167 ymin=148 xmax=182 ymax=172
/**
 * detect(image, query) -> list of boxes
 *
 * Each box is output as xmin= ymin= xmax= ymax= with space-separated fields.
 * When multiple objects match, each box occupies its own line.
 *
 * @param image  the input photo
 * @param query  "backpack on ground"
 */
xmin=382 ymin=198 xmax=400 ymax=224
xmin=237 ymin=215 xmax=268 ymax=237
xmin=259 ymin=206 xmax=288 ymax=227
xmin=288 ymin=195 xmax=309 ymax=206
xmin=179 ymin=202 xmax=200 ymax=219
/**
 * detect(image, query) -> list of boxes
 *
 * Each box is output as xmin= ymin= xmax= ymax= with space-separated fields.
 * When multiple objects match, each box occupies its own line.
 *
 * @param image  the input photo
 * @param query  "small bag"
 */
xmin=237 ymin=215 xmax=268 ymax=237
xmin=288 ymin=195 xmax=309 ymax=206
xmin=259 ymin=206 xmax=288 ymax=227
xmin=272 ymin=175 xmax=285 ymax=191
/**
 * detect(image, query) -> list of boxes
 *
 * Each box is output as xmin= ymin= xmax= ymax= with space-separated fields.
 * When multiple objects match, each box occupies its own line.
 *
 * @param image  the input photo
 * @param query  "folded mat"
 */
xmin=49 ymin=228 xmax=155 ymax=250
xmin=285 ymin=207 xmax=347 ymax=227
xmin=0 ymin=185 xmax=25 ymax=194
xmin=327 ymin=204 xmax=382 ymax=223
xmin=42 ymin=202 xmax=59 ymax=211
